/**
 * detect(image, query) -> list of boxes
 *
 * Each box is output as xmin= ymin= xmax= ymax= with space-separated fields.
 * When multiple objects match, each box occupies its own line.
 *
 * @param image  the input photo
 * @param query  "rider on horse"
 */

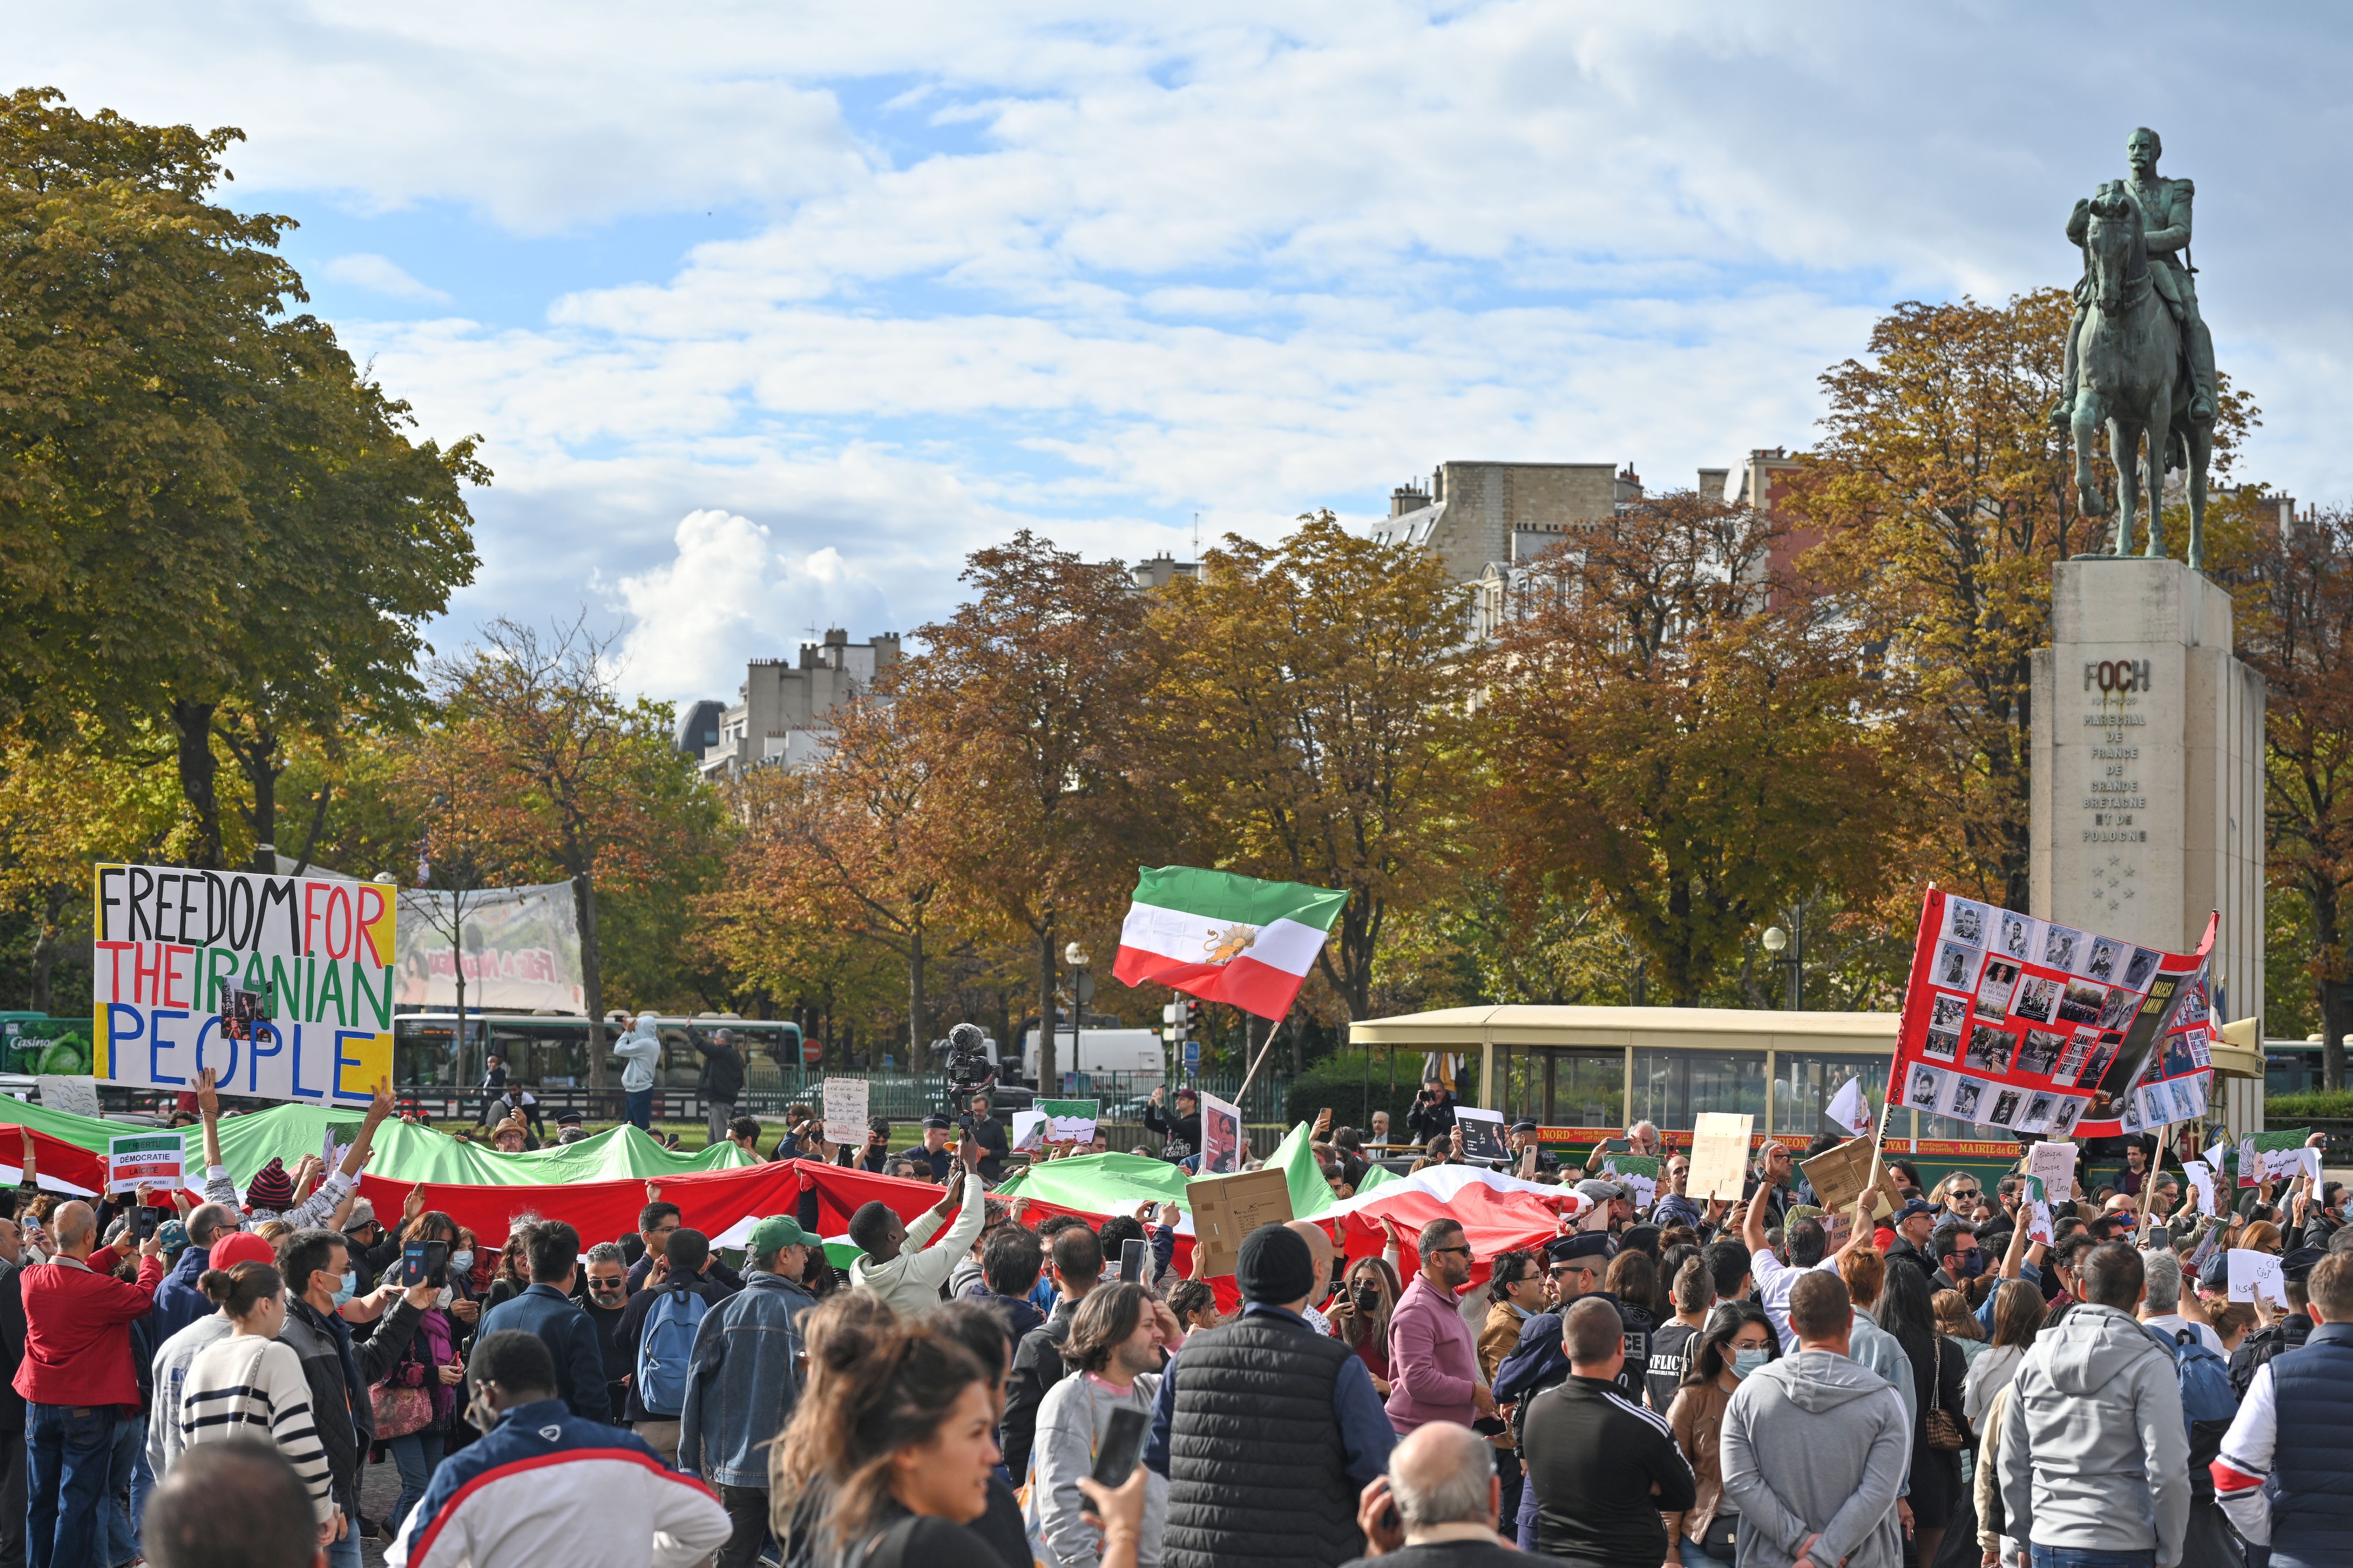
xmin=2052 ymin=126 xmax=2216 ymax=428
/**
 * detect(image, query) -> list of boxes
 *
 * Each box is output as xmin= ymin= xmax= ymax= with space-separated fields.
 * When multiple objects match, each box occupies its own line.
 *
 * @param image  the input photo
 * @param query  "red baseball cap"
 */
xmin=208 ymin=1231 xmax=277 ymax=1269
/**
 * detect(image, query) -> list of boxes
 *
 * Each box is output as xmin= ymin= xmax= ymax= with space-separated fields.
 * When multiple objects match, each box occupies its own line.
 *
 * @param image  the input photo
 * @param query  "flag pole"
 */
xmin=1234 ymin=1007 xmax=1290 ymax=1105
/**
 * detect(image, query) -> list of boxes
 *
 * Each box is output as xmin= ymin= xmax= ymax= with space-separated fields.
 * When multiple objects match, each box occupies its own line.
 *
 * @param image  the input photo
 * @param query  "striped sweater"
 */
xmin=179 ymin=1334 xmax=338 ymax=1524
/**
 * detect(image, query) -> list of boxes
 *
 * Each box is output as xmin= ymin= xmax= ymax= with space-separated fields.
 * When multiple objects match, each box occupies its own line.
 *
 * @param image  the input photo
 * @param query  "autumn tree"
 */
xmin=704 ymin=698 xmax=952 ymax=1053
xmin=0 ymin=724 xmax=183 ymax=1009
xmin=1484 ymin=491 xmax=1898 ymax=1004
xmin=896 ymin=534 xmax=1162 ymax=1089
xmin=0 ymin=91 xmax=484 ymax=866
xmin=418 ymin=619 xmax=721 ymax=1087
xmin=2241 ymin=505 xmax=2353 ymax=1090
xmin=1786 ymin=291 xmax=2254 ymax=907
xmin=1149 ymin=513 xmax=1473 ymax=1046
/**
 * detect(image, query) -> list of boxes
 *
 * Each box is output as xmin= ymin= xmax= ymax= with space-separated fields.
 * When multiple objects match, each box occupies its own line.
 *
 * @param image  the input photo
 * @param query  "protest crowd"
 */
xmin=0 ymin=1047 xmax=2343 ymax=1568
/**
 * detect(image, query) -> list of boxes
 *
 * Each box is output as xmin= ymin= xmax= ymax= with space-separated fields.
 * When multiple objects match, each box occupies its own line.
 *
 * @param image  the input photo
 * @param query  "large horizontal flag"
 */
xmin=1893 ymin=888 xmax=2217 ymax=1142
xmin=1113 ymin=866 xmax=1347 ymax=1021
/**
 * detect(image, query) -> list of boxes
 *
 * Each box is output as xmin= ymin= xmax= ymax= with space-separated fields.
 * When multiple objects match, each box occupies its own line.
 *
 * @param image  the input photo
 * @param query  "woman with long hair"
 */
xmin=485 ymin=1219 xmax=539 ymax=1310
xmin=799 ymin=1311 xmax=1005 ymax=1566
xmin=374 ymin=1208 xmax=472 ymax=1545
xmin=773 ymin=1294 xmax=908 ymax=1568
xmin=2239 ymin=1219 xmax=2283 ymax=1256
xmin=1878 ymin=1256 xmax=1969 ymax=1568
xmin=1326 ymin=1254 xmax=1403 ymax=1397
xmin=1932 ymin=1289 xmax=1988 ymax=1366
xmin=178 ymin=1261 xmax=340 ymax=1545
xmin=1961 ymin=1279 xmax=2043 ymax=1429
xmin=1663 ymin=1302 xmax=1776 ymax=1568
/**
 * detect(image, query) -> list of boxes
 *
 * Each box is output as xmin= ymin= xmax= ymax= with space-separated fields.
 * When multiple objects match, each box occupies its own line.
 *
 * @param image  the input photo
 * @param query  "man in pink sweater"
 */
xmin=1385 ymin=1217 xmax=1497 ymax=1434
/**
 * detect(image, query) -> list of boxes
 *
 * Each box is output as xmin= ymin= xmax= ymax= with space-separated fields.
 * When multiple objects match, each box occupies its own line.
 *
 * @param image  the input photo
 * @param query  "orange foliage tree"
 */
xmin=1482 ymin=491 xmax=1899 ymax=1004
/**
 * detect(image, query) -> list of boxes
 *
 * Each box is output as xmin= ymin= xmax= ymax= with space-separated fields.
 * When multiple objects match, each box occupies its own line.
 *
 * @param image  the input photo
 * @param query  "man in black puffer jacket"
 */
xmin=1147 ymin=1224 xmax=1397 ymax=1568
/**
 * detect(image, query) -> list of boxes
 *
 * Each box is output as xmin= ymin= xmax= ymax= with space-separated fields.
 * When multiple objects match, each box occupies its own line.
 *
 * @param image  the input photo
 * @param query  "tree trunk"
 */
xmin=2317 ymin=884 xmax=2345 ymax=1093
xmin=29 ymin=889 xmax=65 ymax=1013
xmin=239 ymin=730 xmax=280 ymax=873
xmin=576 ymin=873 xmax=608 ymax=1091
xmin=907 ymin=925 xmax=928 ymax=1055
xmin=1037 ymin=920 xmax=1057 ymax=1090
xmin=170 ymin=699 xmax=224 ymax=869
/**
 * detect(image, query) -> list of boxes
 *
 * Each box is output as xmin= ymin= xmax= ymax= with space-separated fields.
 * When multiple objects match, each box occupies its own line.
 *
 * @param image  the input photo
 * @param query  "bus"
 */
xmin=392 ymin=1013 xmax=807 ymax=1105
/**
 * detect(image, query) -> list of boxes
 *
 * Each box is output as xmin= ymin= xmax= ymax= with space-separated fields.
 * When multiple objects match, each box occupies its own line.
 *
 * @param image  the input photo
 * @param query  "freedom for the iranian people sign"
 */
xmin=94 ymin=864 xmax=398 ymax=1107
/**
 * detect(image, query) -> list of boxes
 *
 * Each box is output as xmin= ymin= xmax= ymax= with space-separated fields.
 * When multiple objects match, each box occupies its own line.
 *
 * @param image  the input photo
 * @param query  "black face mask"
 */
xmin=1353 ymin=1283 xmax=1381 ymax=1312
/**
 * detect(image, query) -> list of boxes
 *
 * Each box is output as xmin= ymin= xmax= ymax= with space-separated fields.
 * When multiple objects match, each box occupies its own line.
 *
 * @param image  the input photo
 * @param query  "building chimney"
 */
xmin=1390 ymin=482 xmax=1430 ymax=517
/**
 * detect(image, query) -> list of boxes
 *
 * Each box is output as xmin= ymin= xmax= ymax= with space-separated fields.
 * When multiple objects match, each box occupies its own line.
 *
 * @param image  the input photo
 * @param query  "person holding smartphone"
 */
xmin=1030 ymin=1283 xmax=1179 ymax=1568
xmin=1406 ymin=1077 xmax=1458 ymax=1147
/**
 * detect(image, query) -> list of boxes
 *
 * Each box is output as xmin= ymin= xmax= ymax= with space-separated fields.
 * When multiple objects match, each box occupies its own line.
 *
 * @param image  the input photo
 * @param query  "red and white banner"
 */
xmin=1893 ymin=888 xmax=2216 ymax=1141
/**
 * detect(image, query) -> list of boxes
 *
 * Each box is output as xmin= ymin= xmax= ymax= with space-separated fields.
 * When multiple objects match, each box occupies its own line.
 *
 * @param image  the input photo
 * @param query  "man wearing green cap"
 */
xmin=678 ymin=1215 xmax=818 ymax=1568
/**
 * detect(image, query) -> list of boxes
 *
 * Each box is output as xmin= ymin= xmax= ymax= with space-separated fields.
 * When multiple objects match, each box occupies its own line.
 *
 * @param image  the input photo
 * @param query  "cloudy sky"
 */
xmin=15 ymin=3 xmax=2347 ymax=705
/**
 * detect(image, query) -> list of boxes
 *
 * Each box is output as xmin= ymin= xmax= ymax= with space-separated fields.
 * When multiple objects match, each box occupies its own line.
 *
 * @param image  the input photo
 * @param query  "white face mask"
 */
xmin=434 ymin=1287 xmax=454 ymax=1310
xmin=450 ymin=1250 xmax=475 ymax=1275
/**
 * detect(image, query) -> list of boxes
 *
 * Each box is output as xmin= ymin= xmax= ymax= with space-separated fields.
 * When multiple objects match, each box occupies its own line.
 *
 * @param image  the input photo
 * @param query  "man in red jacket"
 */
xmin=15 ymin=1197 xmax=164 ymax=1568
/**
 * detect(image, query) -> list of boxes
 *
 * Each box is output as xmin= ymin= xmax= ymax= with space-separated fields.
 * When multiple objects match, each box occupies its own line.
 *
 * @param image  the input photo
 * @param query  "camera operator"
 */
xmin=957 ymin=1091 xmax=1009 ymax=1183
xmin=1407 ymin=1075 xmax=1458 ymax=1145
xmin=849 ymin=1117 xmax=892 ymax=1174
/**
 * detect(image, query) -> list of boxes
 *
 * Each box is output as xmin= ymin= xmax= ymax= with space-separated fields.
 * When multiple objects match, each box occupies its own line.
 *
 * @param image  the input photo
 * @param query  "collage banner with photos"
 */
xmin=1893 ymin=889 xmax=2217 ymax=1141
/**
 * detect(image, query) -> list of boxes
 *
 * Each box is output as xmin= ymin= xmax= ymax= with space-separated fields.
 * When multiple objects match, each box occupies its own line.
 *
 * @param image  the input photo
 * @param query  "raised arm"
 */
xmin=197 ymin=1068 xmax=225 ymax=1172
xmin=336 ymin=1081 xmax=396 ymax=1182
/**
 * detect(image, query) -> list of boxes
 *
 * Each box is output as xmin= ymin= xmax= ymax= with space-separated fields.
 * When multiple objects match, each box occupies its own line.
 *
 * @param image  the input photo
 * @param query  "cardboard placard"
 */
xmin=1185 ymin=1166 xmax=1294 ymax=1279
xmin=2181 ymin=1160 xmax=2217 ymax=1218
xmin=822 ymin=1079 xmax=870 ymax=1138
xmin=1011 ymin=1110 xmax=1048 ymax=1151
xmin=107 ymin=1130 xmax=184 ymax=1195
xmin=1455 ymin=1106 xmax=1508 ymax=1164
xmin=1688 ymin=1113 xmax=1754 ymax=1201
xmin=1801 ymin=1135 xmax=1903 ymax=1223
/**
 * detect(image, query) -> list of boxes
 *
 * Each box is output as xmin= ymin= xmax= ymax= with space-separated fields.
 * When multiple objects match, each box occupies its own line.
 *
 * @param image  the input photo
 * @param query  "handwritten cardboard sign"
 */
xmin=1688 ymin=1113 xmax=1754 ymax=1201
xmin=1801 ymin=1135 xmax=1903 ymax=1222
xmin=1186 ymin=1166 xmax=1293 ymax=1279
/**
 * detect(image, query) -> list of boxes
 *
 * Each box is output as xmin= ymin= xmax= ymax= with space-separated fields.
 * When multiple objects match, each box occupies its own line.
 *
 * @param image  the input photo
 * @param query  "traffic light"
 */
xmin=1161 ymin=997 xmax=1200 ymax=1045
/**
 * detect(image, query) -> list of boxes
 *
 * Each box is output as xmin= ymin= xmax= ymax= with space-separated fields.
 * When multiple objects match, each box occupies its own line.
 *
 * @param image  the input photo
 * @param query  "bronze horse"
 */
xmin=2067 ymin=184 xmax=2210 ymax=567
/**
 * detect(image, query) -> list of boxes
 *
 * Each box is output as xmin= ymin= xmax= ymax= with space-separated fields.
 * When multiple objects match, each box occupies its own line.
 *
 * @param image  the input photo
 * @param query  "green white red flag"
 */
xmin=1112 ymin=866 xmax=1347 ymax=1021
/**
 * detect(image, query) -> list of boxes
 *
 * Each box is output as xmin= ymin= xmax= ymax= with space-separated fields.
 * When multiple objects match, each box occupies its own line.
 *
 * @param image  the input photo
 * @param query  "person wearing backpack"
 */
xmin=614 ymin=1227 xmax=739 ymax=1464
xmin=2132 ymin=1249 xmax=2244 ymax=1568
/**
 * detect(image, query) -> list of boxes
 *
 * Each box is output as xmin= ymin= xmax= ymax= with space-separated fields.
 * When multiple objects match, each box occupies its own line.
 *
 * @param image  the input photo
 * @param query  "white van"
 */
xmin=1021 ymin=1027 xmax=1165 ymax=1089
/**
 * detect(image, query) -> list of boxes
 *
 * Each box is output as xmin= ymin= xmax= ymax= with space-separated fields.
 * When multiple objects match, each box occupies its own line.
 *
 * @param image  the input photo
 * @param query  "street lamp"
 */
xmin=1761 ymin=918 xmax=1804 ymax=1011
xmin=1063 ymin=942 xmax=1092 ymax=1093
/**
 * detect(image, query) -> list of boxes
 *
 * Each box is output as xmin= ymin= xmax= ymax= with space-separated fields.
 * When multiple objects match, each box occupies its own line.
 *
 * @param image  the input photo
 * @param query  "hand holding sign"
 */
xmin=2228 ymin=1249 xmax=2289 ymax=1307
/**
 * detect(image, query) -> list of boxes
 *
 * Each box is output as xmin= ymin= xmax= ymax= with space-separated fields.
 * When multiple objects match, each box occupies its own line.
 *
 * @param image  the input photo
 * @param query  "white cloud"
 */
xmin=19 ymin=1 xmax=2353 ymax=701
xmin=322 ymin=253 xmax=450 ymax=300
xmin=605 ymin=509 xmax=897 ymax=703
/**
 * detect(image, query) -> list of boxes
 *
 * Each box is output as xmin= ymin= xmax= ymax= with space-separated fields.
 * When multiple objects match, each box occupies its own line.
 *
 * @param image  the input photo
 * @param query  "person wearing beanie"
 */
xmin=1147 ymin=1223 xmax=1397 ymax=1568
xmin=677 ymin=1215 xmax=819 ymax=1568
xmin=196 ymin=1068 xmax=398 ymax=1233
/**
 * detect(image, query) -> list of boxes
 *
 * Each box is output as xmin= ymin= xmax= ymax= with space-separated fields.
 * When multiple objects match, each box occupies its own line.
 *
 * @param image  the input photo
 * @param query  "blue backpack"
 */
xmin=2145 ymin=1324 xmax=2238 ymax=1473
xmin=636 ymin=1285 xmax=711 ymax=1418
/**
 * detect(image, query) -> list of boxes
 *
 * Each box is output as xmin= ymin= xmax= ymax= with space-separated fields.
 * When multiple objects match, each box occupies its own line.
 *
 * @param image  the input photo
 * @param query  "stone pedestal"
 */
xmin=2030 ymin=559 xmax=2265 ymax=1129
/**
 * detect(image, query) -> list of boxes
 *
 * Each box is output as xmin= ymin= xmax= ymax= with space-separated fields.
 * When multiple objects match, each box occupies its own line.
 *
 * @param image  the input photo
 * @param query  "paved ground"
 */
xmin=356 ymin=1449 xmax=405 ymax=1567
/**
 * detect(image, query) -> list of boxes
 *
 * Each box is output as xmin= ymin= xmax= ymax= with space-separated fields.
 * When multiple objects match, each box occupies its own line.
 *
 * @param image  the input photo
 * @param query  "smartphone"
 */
xmin=1599 ymin=1137 xmax=1631 ymax=1154
xmin=1090 ymin=1406 xmax=1151 ymax=1487
xmin=1119 ymin=1238 xmax=1148 ymax=1284
xmin=134 ymin=1205 xmax=162 ymax=1241
xmin=401 ymin=1239 xmax=449 ymax=1288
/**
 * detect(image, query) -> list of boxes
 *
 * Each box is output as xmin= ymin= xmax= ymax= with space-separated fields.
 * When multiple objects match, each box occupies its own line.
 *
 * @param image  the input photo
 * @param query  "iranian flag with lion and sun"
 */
xmin=1112 ymin=866 xmax=1348 ymax=1021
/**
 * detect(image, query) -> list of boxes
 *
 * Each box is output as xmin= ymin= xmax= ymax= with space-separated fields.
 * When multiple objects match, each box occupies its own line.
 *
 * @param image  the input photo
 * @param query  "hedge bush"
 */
xmin=2265 ymin=1089 xmax=2353 ymax=1121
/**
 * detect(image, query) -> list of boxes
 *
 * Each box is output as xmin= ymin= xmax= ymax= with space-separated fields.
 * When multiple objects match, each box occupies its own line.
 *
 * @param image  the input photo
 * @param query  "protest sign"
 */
xmin=1455 ymin=1106 xmax=1509 ymax=1164
xmin=2020 ymin=1175 xmax=2055 ymax=1245
xmin=1892 ymin=889 xmax=2215 ymax=1140
xmin=2236 ymin=1128 xmax=2312 ymax=1187
xmin=1040 ymin=1100 xmax=1100 ymax=1143
xmin=1688 ymin=1114 xmax=1754 ymax=1201
xmin=822 ymin=1079 xmax=870 ymax=1137
xmin=1601 ymin=1153 xmax=1660 ymax=1208
xmin=36 ymin=1075 xmax=100 ymax=1119
xmin=107 ymin=1130 xmax=185 ymax=1195
xmin=1823 ymin=1077 xmax=1872 ymax=1138
xmin=1802 ymin=1135 xmax=1904 ymax=1222
xmin=2024 ymin=1140 xmax=2078 ymax=1201
xmin=2229 ymin=1248 xmax=2290 ymax=1307
xmin=94 ymin=863 xmax=397 ymax=1107
xmin=1197 ymin=1090 xmax=1244 ymax=1174
xmin=2182 ymin=1160 xmax=2217 ymax=1218
xmin=1186 ymin=1165 xmax=1293 ymax=1278
xmin=1010 ymin=1110 xmax=1049 ymax=1151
